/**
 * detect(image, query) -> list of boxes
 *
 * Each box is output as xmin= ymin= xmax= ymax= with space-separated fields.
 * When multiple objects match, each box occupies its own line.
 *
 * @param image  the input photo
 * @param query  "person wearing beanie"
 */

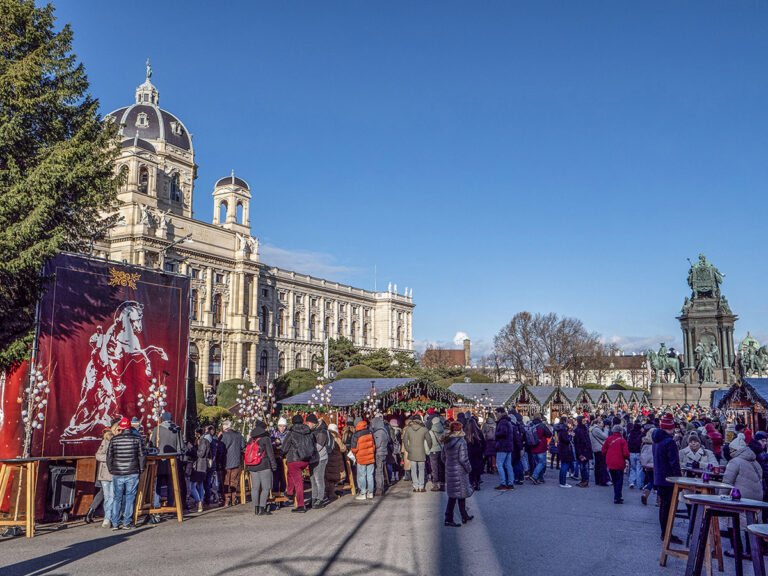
xmin=679 ymin=432 xmax=717 ymax=469
xmin=387 ymin=418 xmax=403 ymax=483
xmin=245 ymin=421 xmax=277 ymax=516
xmin=704 ymin=423 xmax=724 ymax=461
xmin=270 ymin=417 xmax=289 ymax=496
xmin=442 ymin=420 xmax=474 ymax=527
xmin=602 ymin=424 xmax=630 ymax=504
xmin=220 ymin=417 xmax=247 ymax=506
xmin=106 ymin=415 xmax=147 ymax=530
xmin=351 ymin=419 xmax=376 ymax=500
xmin=653 ymin=413 xmax=682 ymax=544
xmin=279 ymin=414 xmax=316 ymax=512
xmin=403 ymin=413 xmax=429 ymax=491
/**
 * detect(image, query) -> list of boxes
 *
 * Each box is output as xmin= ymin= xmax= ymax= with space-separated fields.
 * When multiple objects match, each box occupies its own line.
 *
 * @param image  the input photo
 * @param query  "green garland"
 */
xmin=390 ymin=400 xmax=449 ymax=412
xmin=349 ymin=378 xmax=472 ymax=412
xmin=279 ymin=404 xmax=330 ymax=414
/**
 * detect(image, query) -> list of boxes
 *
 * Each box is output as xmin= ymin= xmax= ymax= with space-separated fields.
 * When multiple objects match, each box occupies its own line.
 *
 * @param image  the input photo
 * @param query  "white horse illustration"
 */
xmin=61 ymin=301 xmax=167 ymax=441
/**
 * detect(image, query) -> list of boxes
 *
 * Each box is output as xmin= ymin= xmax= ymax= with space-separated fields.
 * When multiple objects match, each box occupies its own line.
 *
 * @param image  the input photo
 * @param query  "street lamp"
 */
xmin=159 ymin=232 xmax=193 ymax=269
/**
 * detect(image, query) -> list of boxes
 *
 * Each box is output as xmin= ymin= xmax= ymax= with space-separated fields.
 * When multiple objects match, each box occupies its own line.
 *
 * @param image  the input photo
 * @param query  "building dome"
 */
xmin=105 ymin=70 xmax=193 ymax=152
xmin=740 ymin=332 xmax=760 ymax=353
xmin=215 ymin=172 xmax=250 ymax=191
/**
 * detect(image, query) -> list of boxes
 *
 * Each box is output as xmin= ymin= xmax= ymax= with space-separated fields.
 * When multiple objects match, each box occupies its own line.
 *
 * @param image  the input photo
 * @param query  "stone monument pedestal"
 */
xmin=651 ymin=380 xmax=723 ymax=408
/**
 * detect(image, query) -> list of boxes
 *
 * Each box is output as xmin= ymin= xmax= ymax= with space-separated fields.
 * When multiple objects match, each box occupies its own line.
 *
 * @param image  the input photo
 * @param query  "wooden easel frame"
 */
xmin=133 ymin=455 xmax=183 ymax=524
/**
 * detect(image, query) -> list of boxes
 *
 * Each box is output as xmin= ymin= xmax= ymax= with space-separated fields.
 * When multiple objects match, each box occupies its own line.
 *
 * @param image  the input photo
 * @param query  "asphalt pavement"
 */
xmin=0 ymin=468 xmax=748 ymax=576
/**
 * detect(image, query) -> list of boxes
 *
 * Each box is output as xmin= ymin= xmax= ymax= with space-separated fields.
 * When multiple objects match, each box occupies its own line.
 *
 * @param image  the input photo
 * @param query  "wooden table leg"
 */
xmin=661 ymin=484 xmax=680 ymax=566
xmin=169 ymin=458 xmax=183 ymax=522
xmin=25 ymin=462 xmax=35 ymax=538
xmin=746 ymin=511 xmax=765 ymax=576
xmin=0 ymin=463 xmax=10 ymax=505
xmin=686 ymin=506 xmax=710 ymax=576
xmin=240 ymin=469 xmax=246 ymax=505
xmin=710 ymin=515 xmax=723 ymax=572
xmin=345 ymin=458 xmax=356 ymax=496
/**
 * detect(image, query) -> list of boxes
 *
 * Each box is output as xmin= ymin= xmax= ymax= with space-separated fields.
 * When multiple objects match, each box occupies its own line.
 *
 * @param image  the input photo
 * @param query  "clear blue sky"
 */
xmin=54 ymin=0 xmax=768 ymax=357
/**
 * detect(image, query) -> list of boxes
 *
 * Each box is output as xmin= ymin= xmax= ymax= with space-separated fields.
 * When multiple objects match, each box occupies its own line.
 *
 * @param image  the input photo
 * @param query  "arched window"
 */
xmin=295 ymin=353 xmax=302 ymax=370
xmin=363 ymin=323 xmax=369 ymax=346
xmin=277 ymin=310 xmax=284 ymax=337
xmin=170 ymin=173 xmax=181 ymax=202
xmin=219 ymin=200 xmax=228 ymax=223
xmin=351 ymin=321 xmax=357 ymax=344
xmin=278 ymin=352 xmax=285 ymax=376
xmin=259 ymin=306 xmax=268 ymax=332
xmin=396 ymin=326 xmax=402 ymax=348
xmin=337 ymin=318 xmax=344 ymax=336
xmin=213 ymin=293 xmax=223 ymax=325
xmin=236 ymin=202 xmax=244 ymax=224
xmin=139 ymin=166 xmax=149 ymax=193
xmin=259 ymin=350 xmax=268 ymax=375
xmin=209 ymin=344 xmax=222 ymax=389
xmin=294 ymin=312 xmax=301 ymax=339
xmin=311 ymin=354 xmax=318 ymax=371
xmin=310 ymin=314 xmax=317 ymax=340
xmin=324 ymin=317 xmax=331 ymax=336
xmin=189 ymin=343 xmax=199 ymax=381
xmin=191 ymin=289 xmax=199 ymax=321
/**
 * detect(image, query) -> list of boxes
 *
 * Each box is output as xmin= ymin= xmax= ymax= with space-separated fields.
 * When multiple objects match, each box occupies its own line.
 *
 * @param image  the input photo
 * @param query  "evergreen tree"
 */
xmin=0 ymin=0 xmax=122 ymax=370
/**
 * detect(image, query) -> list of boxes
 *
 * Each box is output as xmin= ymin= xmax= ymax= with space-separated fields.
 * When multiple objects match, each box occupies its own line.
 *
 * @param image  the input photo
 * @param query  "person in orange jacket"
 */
xmin=350 ymin=418 xmax=376 ymax=501
xmin=602 ymin=424 xmax=630 ymax=504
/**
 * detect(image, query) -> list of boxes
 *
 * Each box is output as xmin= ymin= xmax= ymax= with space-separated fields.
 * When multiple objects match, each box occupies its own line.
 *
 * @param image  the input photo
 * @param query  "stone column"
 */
xmin=199 ymin=342 xmax=210 ymax=389
xmin=235 ymin=341 xmax=244 ymax=380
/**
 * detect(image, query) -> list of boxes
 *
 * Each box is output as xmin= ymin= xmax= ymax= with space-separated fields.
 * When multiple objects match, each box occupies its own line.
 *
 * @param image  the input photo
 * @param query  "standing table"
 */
xmin=746 ymin=524 xmax=768 ymax=576
xmin=683 ymin=493 xmax=768 ymax=576
xmin=661 ymin=476 xmax=732 ymax=574
xmin=0 ymin=457 xmax=46 ymax=538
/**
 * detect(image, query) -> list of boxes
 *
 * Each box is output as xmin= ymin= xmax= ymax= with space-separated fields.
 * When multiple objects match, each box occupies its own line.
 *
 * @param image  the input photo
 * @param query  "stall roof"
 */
xmin=279 ymin=378 xmax=415 ymax=407
xmin=448 ymin=382 xmax=522 ymax=406
xmin=525 ymin=385 xmax=559 ymax=407
xmin=717 ymin=378 xmax=768 ymax=410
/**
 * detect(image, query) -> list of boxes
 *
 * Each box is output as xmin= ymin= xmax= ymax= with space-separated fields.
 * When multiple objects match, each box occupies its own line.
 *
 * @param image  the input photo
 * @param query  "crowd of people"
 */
xmin=84 ymin=402 xmax=768 ymax=558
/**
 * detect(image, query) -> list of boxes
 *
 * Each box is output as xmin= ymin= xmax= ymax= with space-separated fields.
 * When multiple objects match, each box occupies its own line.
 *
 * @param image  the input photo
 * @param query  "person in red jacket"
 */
xmin=705 ymin=423 xmax=724 ymax=462
xmin=602 ymin=424 xmax=630 ymax=504
xmin=351 ymin=419 xmax=376 ymax=500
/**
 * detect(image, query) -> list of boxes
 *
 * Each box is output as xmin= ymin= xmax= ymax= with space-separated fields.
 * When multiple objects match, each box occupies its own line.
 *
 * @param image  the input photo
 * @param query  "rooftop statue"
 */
xmin=146 ymin=58 xmax=152 ymax=81
xmin=687 ymin=254 xmax=724 ymax=300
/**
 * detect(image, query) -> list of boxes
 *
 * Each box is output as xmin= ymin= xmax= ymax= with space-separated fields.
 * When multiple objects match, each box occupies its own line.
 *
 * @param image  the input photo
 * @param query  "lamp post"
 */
xmin=159 ymin=232 xmax=193 ymax=269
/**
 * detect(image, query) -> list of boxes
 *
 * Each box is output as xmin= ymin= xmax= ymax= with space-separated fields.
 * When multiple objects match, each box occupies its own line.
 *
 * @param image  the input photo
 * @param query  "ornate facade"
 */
xmin=95 ymin=72 xmax=414 ymax=390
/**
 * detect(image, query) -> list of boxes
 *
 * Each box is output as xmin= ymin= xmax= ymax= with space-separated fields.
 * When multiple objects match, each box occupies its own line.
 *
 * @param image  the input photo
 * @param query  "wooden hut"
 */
xmin=715 ymin=378 xmax=768 ymax=431
xmin=448 ymin=382 xmax=523 ymax=414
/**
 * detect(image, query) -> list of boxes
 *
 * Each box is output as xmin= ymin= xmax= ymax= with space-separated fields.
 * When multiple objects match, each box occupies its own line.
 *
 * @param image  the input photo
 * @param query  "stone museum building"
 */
xmin=93 ymin=70 xmax=415 ymax=390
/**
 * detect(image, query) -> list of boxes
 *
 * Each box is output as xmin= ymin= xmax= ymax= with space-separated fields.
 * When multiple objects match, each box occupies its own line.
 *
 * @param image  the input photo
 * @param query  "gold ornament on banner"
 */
xmin=108 ymin=268 xmax=141 ymax=289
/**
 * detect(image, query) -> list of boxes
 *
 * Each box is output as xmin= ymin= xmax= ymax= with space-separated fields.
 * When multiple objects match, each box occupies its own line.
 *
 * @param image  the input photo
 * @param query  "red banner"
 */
xmin=34 ymin=254 xmax=190 ymax=457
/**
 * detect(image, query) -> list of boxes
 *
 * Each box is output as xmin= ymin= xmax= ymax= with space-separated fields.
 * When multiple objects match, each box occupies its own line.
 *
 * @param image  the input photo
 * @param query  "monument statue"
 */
xmin=739 ymin=333 xmax=768 ymax=377
xmin=646 ymin=343 xmax=681 ymax=383
xmin=146 ymin=58 xmax=152 ymax=81
xmin=695 ymin=341 xmax=719 ymax=383
xmin=687 ymin=253 xmax=724 ymax=300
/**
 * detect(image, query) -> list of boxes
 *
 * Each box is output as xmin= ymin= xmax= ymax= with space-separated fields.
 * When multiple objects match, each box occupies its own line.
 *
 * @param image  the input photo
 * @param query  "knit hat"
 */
xmin=389 ymin=419 xmax=398 ymax=427
xmin=305 ymin=414 xmax=319 ymax=424
xmin=328 ymin=423 xmax=338 ymax=434
xmin=130 ymin=417 xmax=140 ymax=427
xmin=222 ymin=420 xmax=232 ymax=431
xmin=660 ymin=413 xmax=675 ymax=430
xmin=730 ymin=433 xmax=748 ymax=457
xmin=449 ymin=421 xmax=463 ymax=432
xmin=427 ymin=408 xmax=435 ymax=415
xmin=291 ymin=414 xmax=304 ymax=425
xmin=755 ymin=431 xmax=768 ymax=442
xmin=612 ymin=424 xmax=623 ymax=434
xmin=161 ymin=411 xmax=172 ymax=422
xmin=277 ymin=417 xmax=287 ymax=426
xmin=744 ymin=429 xmax=753 ymax=444
xmin=119 ymin=417 xmax=131 ymax=429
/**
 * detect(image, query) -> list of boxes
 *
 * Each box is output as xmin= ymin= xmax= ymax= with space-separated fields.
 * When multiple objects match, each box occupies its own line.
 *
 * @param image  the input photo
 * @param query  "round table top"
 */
xmin=683 ymin=493 xmax=768 ymax=509
xmin=747 ymin=524 xmax=768 ymax=539
xmin=683 ymin=467 xmax=725 ymax=476
xmin=666 ymin=476 xmax=733 ymax=490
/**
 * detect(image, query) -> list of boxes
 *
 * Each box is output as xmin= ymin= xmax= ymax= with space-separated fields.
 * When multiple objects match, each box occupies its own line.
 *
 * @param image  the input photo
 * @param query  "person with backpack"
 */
xmin=280 ymin=414 xmax=316 ymax=513
xmin=528 ymin=414 xmax=551 ymax=485
xmin=306 ymin=414 xmax=332 ymax=509
xmin=370 ymin=416 xmax=390 ymax=495
xmin=481 ymin=415 xmax=497 ymax=474
xmin=351 ymin=419 xmax=376 ymax=500
xmin=245 ymin=420 xmax=277 ymax=516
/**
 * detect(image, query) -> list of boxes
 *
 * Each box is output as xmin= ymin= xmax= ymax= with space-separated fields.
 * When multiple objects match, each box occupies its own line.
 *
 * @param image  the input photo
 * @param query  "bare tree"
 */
xmin=494 ymin=311 xmax=544 ymax=385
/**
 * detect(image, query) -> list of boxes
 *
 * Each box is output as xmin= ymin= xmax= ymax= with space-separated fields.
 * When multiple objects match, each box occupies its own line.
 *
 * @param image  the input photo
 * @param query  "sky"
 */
xmin=53 ymin=0 xmax=768 ymax=359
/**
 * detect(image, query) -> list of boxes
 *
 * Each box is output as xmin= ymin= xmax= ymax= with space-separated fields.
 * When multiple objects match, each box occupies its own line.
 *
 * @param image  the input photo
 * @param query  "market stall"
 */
xmin=715 ymin=378 xmax=768 ymax=431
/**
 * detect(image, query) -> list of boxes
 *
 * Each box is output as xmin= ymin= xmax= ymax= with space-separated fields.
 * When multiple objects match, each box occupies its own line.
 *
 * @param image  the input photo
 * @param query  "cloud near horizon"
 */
xmin=259 ymin=244 xmax=358 ymax=280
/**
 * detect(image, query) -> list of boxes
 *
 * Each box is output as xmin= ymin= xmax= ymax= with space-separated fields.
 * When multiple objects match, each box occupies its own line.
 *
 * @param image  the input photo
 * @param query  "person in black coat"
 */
xmin=555 ymin=417 xmax=575 ymax=488
xmin=441 ymin=421 xmax=474 ymax=527
xmin=464 ymin=418 xmax=486 ymax=490
xmin=493 ymin=407 xmax=520 ymax=490
xmin=573 ymin=416 xmax=592 ymax=488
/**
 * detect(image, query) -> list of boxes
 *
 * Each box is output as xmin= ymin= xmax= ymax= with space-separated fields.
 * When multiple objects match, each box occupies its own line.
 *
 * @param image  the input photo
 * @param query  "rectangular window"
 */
xmin=215 ymin=273 xmax=224 ymax=284
xmin=262 ymin=288 xmax=268 ymax=298
xmin=190 ymin=268 xmax=199 ymax=279
xmin=164 ymin=262 xmax=177 ymax=273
